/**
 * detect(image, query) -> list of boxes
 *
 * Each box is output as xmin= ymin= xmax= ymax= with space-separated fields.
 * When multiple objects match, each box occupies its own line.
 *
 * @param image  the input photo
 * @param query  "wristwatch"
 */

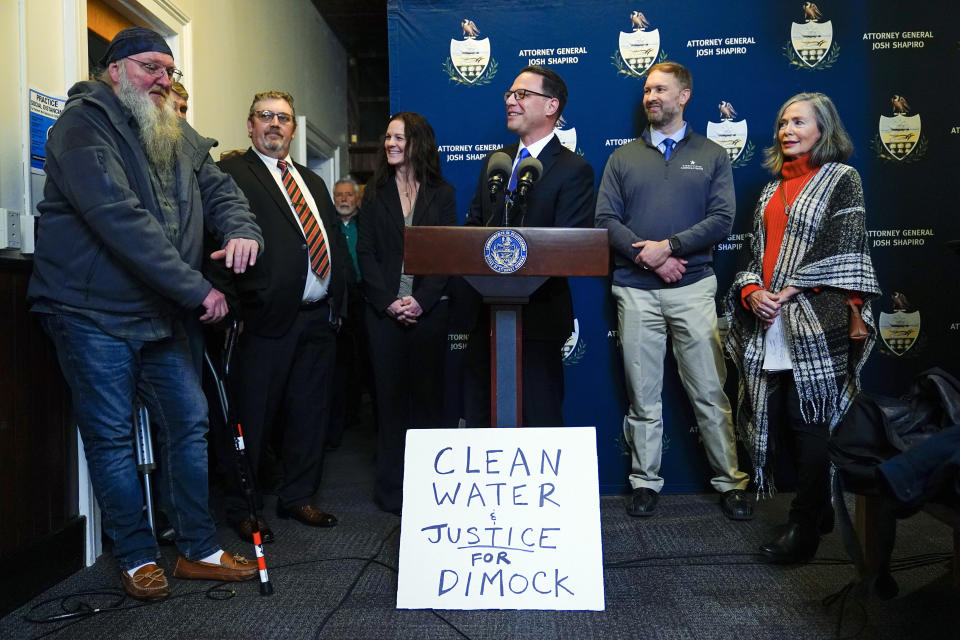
xmin=668 ymin=236 xmax=681 ymax=253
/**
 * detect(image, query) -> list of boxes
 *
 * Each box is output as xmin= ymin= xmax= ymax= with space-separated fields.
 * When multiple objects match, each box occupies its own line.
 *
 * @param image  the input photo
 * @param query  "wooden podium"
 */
xmin=404 ymin=226 xmax=609 ymax=426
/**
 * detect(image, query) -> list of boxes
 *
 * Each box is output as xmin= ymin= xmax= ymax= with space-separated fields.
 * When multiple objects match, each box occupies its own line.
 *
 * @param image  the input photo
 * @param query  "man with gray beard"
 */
xmin=28 ymin=27 xmax=264 ymax=601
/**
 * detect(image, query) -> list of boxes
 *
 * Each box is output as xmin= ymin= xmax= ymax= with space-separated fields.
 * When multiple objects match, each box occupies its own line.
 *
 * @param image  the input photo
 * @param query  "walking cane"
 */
xmin=206 ymin=320 xmax=274 ymax=596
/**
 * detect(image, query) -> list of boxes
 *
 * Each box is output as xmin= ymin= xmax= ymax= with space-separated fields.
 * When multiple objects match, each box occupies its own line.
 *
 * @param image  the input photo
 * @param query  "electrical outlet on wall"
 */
xmin=0 ymin=208 xmax=22 ymax=249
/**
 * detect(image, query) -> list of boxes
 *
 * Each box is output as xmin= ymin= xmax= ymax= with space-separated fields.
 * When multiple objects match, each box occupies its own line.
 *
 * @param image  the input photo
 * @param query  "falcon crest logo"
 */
xmin=562 ymin=318 xmax=587 ymax=365
xmin=612 ymin=10 xmax=667 ymax=79
xmin=785 ymin=3 xmax=839 ymax=70
xmin=554 ymin=118 xmax=583 ymax=156
xmin=443 ymin=18 xmax=498 ymax=86
xmin=878 ymin=291 xmax=922 ymax=357
xmin=706 ymin=100 xmax=754 ymax=168
xmin=872 ymin=95 xmax=927 ymax=162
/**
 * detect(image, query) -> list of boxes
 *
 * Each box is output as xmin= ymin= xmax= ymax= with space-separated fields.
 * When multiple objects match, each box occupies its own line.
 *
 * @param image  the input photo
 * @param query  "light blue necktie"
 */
xmin=662 ymin=138 xmax=676 ymax=161
xmin=507 ymin=147 xmax=532 ymax=193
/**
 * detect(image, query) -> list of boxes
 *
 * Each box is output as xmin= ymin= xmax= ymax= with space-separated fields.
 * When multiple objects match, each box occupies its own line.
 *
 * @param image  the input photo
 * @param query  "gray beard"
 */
xmin=263 ymin=138 xmax=284 ymax=153
xmin=115 ymin=65 xmax=182 ymax=173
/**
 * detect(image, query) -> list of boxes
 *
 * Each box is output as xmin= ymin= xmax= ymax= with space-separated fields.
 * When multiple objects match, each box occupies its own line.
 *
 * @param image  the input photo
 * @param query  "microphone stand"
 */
xmin=484 ymin=190 xmax=509 ymax=228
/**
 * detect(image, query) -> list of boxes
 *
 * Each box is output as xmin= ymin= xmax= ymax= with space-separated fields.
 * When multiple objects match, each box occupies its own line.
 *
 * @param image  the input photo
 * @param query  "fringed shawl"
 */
xmin=723 ymin=163 xmax=881 ymax=491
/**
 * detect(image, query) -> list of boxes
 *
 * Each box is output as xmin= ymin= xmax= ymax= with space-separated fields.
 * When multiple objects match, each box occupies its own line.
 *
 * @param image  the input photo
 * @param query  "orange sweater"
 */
xmin=741 ymin=155 xmax=862 ymax=308
xmin=741 ymin=155 xmax=819 ymax=304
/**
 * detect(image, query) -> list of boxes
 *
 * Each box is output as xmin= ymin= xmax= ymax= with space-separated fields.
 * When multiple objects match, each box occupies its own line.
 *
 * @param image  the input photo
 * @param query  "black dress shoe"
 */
xmin=277 ymin=503 xmax=338 ymax=527
xmin=626 ymin=487 xmax=659 ymax=517
xmin=759 ymin=522 xmax=819 ymax=564
xmin=720 ymin=489 xmax=754 ymax=521
xmin=234 ymin=517 xmax=275 ymax=544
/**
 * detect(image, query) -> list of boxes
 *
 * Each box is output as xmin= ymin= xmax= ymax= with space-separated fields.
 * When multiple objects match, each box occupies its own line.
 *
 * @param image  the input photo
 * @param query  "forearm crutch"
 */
xmin=205 ymin=320 xmax=274 ymax=596
xmin=133 ymin=401 xmax=157 ymax=545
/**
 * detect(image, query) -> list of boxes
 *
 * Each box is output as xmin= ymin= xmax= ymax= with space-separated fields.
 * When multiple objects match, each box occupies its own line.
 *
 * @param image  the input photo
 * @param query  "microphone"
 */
xmin=485 ymin=151 xmax=513 ymax=201
xmin=515 ymin=156 xmax=543 ymax=200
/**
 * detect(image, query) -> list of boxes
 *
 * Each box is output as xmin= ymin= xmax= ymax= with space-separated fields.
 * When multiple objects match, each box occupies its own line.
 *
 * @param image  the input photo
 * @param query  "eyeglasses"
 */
xmin=126 ymin=57 xmax=183 ymax=82
xmin=503 ymin=88 xmax=554 ymax=103
xmin=253 ymin=110 xmax=294 ymax=125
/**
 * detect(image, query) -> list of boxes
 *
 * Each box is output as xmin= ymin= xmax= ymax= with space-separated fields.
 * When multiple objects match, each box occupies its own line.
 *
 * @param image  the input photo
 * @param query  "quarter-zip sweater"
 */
xmin=595 ymin=126 xmax=735 ymax=289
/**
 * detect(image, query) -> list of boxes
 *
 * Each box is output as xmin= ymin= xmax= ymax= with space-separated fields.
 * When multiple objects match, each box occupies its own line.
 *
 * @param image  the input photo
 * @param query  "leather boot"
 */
xmin=759 ymin=522 xmax=819 ymax=564
xmin=818 ymin=505 xmax=835 ymax=535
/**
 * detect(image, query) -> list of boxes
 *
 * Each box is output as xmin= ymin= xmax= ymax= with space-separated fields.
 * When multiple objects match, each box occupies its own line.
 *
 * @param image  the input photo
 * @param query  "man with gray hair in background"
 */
xmin=328 ymin=176 xmax=371 ymax=449
xmin=333 ymin=177 xmax=361 ymax=283
xmin=28 ymin=26 xmax=263 ymax=600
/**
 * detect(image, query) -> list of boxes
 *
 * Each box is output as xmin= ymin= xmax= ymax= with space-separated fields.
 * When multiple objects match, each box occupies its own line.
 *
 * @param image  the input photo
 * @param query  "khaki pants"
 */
xmin=613 ymin=276 xmax=748 ymax=493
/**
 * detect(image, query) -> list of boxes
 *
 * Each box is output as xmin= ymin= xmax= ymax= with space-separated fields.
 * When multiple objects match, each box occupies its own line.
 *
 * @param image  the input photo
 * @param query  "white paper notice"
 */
xmin=396 ymin=427 xmax=605 ymax=611
xmin=763 ymin=314 xmax=794 ymax=371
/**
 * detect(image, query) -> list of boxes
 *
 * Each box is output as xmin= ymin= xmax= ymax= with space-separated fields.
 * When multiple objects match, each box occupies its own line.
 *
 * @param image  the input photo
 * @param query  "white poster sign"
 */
xmin=397 ymin=427 xmax=604 ymax=610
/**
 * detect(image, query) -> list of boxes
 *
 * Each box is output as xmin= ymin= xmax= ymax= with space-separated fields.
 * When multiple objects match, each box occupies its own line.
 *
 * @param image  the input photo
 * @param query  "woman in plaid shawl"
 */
xmin=724 ymin=93 xmax=880 ymax=564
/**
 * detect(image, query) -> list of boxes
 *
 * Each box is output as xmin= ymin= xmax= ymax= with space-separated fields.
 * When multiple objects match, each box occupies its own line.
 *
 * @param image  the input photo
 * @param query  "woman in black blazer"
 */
xmin=357 ymin=112 xmax=457 ymax=514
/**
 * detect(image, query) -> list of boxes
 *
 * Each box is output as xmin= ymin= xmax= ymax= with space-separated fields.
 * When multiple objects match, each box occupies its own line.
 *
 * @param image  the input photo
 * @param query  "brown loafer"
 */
xmin=120 ymin=563 xmax=170 ymax=601
xmin=234 ymin=517 xmax=275 ymax=544
xmin=277 ymin=503 xmax=338 ymax=527
xmin=172 ymin=552 xmax=257 ymax=582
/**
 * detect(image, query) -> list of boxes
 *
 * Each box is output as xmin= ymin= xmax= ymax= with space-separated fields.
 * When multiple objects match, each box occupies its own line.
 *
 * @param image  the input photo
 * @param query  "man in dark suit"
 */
xmin=464 ymin=66 xmax=595 ymax=427
xmin=217 ymin=90 xmax=350 ymax=543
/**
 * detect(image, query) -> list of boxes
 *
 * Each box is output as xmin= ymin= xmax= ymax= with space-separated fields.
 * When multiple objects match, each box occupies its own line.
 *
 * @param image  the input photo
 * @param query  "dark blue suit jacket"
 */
xmin=465 ymin=136 xmax=595 ymax=341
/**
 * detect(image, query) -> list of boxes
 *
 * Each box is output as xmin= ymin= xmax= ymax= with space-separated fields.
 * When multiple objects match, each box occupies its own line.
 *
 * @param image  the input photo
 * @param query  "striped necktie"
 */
xmin=277 ymin=159 xmax=330 ymax=279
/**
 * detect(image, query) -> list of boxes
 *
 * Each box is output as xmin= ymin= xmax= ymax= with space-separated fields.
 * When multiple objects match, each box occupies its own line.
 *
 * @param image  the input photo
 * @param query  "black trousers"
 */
xmin=222 ymin=303 xmax=337 ymax=523
xmin=328 ymin=291 xmax=373 ymax=446
xmin=463 ymin=332 xmax=566 ymax=428
xmin=365 ymin=300 xmax=449 ymax=512
xmin=767 ymin=371 xmax=831 ymax=530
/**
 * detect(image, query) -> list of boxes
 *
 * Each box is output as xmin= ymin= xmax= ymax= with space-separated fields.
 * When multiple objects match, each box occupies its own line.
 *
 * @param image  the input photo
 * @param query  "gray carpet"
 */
xmin=1 ymin=421 xmax=957 ymax=640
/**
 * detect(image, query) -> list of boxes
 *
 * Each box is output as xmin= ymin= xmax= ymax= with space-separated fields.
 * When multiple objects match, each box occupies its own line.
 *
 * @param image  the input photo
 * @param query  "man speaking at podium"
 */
xmin=463 ymin=66 xmax=594 ymax=427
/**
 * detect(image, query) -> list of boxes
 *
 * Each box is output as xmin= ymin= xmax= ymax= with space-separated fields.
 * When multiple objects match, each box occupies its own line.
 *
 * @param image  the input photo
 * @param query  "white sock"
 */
xmin=199 ymin=550 xmax=224 ymax=565
xmin=126 ymin=561 xmax=154 ymax=577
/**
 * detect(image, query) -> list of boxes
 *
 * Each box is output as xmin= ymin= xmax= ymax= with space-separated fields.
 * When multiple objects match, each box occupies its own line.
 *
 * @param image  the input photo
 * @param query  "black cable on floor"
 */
xmin=430 ymin=610 xmax=474 ymax=640
xmin=303 ymin=525 xmax=477 ymax=640
xmin=607 ymin=549 xmax=953 ymax=640
xmin=21 ymin=529 xmax=453 ymax=640
xmin=604 ymin=550 xmax=852 ymax=569
xmin=822 ymin=581 xmax=867 ymax=640
xmin=312 ymin=523 xmax=401 ymax=640
xmin=24 ymin=581 xmax=238 ymax=640
xmin=22 ymin=544 xmax=951 ymax=640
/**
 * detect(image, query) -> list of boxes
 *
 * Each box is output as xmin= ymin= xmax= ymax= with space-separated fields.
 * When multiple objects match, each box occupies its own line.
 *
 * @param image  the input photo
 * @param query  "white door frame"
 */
xmin=293 ymin=115 xmax=342 ymax=199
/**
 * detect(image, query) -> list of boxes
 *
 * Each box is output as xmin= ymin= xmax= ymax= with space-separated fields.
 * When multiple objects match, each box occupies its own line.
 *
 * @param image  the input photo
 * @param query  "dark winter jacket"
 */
xmin=28 ymin=80 xmax=262 ymax=317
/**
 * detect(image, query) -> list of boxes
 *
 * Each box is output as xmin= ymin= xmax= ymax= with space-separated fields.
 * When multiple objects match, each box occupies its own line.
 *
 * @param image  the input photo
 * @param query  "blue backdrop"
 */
xmin=386 ymin=0 xmax=960 ymax=493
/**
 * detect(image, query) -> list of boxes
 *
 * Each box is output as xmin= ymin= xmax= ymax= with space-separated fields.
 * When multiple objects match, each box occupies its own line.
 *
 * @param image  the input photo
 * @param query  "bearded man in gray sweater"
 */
xmin=595 ymin=62 xmax=752 ymax=521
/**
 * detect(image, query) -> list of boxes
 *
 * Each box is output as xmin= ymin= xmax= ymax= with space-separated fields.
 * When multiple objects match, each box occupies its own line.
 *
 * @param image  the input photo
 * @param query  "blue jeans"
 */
xmin=41 ymin=312 xmax=220 ymax=570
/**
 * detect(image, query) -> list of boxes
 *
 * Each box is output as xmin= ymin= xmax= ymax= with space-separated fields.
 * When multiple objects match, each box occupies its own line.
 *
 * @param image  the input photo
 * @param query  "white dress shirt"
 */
xmin=252 ymin=147 xmax=331 ymax=302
